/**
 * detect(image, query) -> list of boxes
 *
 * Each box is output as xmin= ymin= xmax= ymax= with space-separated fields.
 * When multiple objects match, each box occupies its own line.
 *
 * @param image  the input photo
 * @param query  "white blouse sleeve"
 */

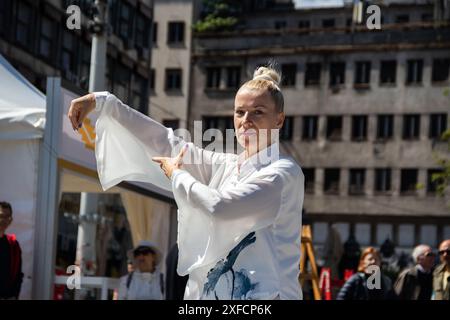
xmin=93 ymin=92 xmax=223 ymax=191
xmin=171 ymin=165 xmax=301 ymax=275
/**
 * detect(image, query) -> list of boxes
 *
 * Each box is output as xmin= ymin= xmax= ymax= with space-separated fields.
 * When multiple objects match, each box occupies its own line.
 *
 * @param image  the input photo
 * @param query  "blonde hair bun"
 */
xmin=252 ymin=66 xmax=281 ymax=87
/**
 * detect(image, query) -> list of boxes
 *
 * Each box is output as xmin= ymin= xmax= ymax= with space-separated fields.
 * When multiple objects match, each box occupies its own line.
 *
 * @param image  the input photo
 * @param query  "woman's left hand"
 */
xmin=152 ymin=145 xmax=188 ymax=179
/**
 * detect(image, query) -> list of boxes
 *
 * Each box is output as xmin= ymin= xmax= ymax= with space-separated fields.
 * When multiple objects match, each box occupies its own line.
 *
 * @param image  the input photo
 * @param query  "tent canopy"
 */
xmin=0 ymin=54 xmax=46 ymax=140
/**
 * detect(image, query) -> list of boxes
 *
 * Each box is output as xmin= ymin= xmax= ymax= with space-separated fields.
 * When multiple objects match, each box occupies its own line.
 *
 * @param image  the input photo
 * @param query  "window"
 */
xmin=119 ymin=2 xmax=133 ymax=41
xmin=398 ymin=224 xmax=415 ymax=246
xmin=15 ymin=1 xmax=32 ymax=48
xmin=375 ymin=168 xmax=391 ymax=193
xmin=281 ymin=64 xmax=297 ymax=87
xmin=422 ymin=14 xmax=433 ymax=22
xmin=150 ymin=69 xmax=155 ymax=91
xmin=303 ymin=168 xmax=315 ymax=194
xmin=313 ymin=222 xmax=328 ymax=244
xmin=322 ymin=19 xmax=335 ymax=28
xmin=0 ymin=0 xmax=8 ymax=35
xmin=206 ymin=67 xmax=221 ymax=89
xmin=355 ymin=223 xmax=371 ymax=246
xmin=165 ymin=68 xmax=182 ymax=91
xmin=135 ymin=14 xmax=149 ymax=49
xmin=334 ymin=223 xmax=350 ymax=243
xmin=380 ymin=60 xmax=397 ymax=85
xmin=298 ymin=20 xmax=310 ymax=29
xmin=395 ymin=15 xmax=409 ymax=23
xmin=406 ymin=59 xmax=423 ymax=85
xmin=349 ymin=169 xmax=365 ymax=195
xmin=400 ymin=169 xmax=418 ymax=194
xmin=403 ymin=114 xmax=420 ymax=140
xmin=61 ymin=31 xmax=77 ymax=78
xmin=326 ymin=116 xmax=343 ymax=141
xmin=376 ymin=115 xmax=394 ymax=140
xmin=226 ymin=67 xmax=241 ymax=89
xmin=354 ymin=61 xmax=371 ymax=87
xmin=432 ymin=59 xmax=450 ymax=83
xmin=305 ymin=63 xmax=321 ymax=86
xmin=131 ymin=74 xmax=148 ymax=113
xmin=420 ymin=225 xmax=437 ymax=247
xmin=376 ymin=224 xmax=393 ymax=245
xmin=427 ymin=169 xmax=444 ymax=194
xmin=324 ymin=169 xmax=340 ymax=194
xmin=329 ymin=62 xmax=345 ymax=87
xmin=346 ymin=18 xmax=352 ymax=28
xmin=39 ymin=17 xmax=55 ymax=59
xmin=280 ymin=116 xmax=294 ymax=141
xmin=429 ymin=113 xmax=447 ymax=139
xmin=302 ymin=116 xmax=318 ymax=140
xmin=152 ymin=22 xmax=158 ymax=45
xmin=274 ymin=21 xmax=287 ymax=29
xmin=163 ymin=119 xmax=180 ymax=130
xmin=203 ymin=116 xmax=234 ymax=133
xmin=113 ymin=63 xmax=131 ymax=103
xmin=168 ymin=22 xmax=185 ymax=44
xmin=79 ymin=42 xmax=91 ymax=89
xmin=352 ymin=116 xmax=368 ymax=141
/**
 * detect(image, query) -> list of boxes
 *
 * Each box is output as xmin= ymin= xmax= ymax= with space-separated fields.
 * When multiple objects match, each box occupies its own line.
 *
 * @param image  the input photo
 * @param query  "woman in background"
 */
xmin=337 ymin=247 xmax=395 ymax=300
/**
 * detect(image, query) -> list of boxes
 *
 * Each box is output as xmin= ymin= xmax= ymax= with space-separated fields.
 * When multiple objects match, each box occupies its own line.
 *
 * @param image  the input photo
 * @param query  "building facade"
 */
xmin=188 ymin=0 xmax=450 ymax=254
xmin=149 ymin=0 xmax=199 ymax=130
xmin=0 ymin=0 xmax=153 ymax=114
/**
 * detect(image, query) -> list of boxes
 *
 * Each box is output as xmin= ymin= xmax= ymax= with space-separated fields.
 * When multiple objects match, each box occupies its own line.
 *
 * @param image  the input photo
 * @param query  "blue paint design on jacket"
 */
xmin=202 ymin=232 xmax=258 ymax=299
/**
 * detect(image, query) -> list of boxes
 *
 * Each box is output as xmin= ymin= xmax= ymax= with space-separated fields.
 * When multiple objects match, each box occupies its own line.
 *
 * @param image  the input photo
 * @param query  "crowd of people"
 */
xmin=1 ymin=199 xmax=449 ymax=300
xmin=336 ymin=241 xmax=450 ymax=300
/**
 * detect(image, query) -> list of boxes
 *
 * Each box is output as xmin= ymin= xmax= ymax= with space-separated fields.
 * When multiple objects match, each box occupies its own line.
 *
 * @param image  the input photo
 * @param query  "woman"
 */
xmin=68 ymin=66 xmax=305 ymax=300
xmin=117 ymin=240 xmax=164 ymax=300
xmin=337 ymin=247 xmax=395 ymax=300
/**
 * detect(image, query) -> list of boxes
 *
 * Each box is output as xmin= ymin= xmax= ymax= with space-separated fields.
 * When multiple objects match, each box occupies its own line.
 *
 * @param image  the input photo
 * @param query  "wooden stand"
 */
xmin=299 ymin=224 xmax=321 ymax=300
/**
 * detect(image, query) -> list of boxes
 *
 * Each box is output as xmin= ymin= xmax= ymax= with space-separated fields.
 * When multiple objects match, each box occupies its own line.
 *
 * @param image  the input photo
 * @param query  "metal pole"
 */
xmin=76 ymin=0 xmax=108 ymax=299
xmin=33 ymin=78 xmax=62 ymax=299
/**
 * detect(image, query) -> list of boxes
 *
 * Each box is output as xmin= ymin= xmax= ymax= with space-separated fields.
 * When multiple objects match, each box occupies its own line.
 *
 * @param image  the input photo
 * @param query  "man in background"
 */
xmin=394 ymin=244 xmax=435 ymax=300
xmin=433 ymin=239 xmax=450 ymax=300
xmin=0 ymin=201 xmax=23 ymax=300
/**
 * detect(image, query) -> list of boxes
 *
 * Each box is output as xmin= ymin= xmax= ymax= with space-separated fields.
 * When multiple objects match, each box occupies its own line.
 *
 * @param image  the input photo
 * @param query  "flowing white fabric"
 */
xmin=93 ymin=92 xmax=305 ymax=299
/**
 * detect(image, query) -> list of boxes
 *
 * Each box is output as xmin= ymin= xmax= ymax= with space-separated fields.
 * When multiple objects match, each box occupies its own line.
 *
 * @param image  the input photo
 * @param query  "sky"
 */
xmin=293 ymin=0 xmax=345 ymax=9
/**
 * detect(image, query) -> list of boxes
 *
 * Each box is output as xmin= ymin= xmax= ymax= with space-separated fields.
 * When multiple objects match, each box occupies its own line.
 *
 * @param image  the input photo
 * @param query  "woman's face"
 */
xmin=362 ymin=253 xmax=380 ymax=271
xmin=134 ymin=251 xmax=155 ymax=273
xmin=234 ymin=88 xmax=284 ymax=153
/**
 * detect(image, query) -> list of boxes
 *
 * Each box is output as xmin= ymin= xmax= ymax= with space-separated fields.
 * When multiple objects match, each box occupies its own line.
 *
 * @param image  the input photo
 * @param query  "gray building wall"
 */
xmin=189 ymin=2 xmax=450 ymax=250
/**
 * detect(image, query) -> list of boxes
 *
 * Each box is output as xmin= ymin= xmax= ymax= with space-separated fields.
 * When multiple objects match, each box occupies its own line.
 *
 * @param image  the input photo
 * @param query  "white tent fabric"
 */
xmin=61 ymin=170 xmax=172 ymax=270
xmin=0 ymin=53 xmax=46 ymax=299
xmin=0 ymin=54 xmax=46 ymax=140
xmin=0 ymin=139 xmax=40 ymax=300
xmin=0 ymin=53 xmax=172 ymax=299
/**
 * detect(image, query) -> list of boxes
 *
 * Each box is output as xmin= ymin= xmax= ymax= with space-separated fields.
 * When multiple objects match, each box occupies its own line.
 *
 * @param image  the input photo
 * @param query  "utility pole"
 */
xmin=75 ymin=0 xmax=108 ymax=299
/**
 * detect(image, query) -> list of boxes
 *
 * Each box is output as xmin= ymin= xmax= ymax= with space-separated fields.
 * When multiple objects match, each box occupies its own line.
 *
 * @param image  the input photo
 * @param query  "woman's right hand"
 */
xmin=67 ymin=93 xmax=96 ymax=131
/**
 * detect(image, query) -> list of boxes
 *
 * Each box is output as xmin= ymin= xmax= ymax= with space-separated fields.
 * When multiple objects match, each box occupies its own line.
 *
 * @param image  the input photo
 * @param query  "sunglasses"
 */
xmin=423 ymin=252 xmax=435 ymax=257
xmin=438 ymin=249 xmax=450 ymax=256
xmin=133 ymin=247 xmax=155 ymax=257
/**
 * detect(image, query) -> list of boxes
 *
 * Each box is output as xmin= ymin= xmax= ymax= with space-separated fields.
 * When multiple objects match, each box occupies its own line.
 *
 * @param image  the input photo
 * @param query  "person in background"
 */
xmin=117 ymin=240 xmax=164 ymax=300
xmin=0 ymin=201 xmax=23 ymax=300
xmin=432 ymin=239 xmax=450 ymax=300
xmin=394 ymin=244 xmax=435 ymax=300
xmin=337 ymin=247 xmax=394 ymax=300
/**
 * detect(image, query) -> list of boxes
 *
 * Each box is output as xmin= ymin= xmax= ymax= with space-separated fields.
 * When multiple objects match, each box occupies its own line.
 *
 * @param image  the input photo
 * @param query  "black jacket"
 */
xmin=337 ymin=272 xmax=395 ymax=300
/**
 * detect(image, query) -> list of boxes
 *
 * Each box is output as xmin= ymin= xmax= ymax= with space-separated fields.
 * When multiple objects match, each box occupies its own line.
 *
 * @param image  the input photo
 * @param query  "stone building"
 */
xmin=188 ymin=0 xmax=450 ymax=254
